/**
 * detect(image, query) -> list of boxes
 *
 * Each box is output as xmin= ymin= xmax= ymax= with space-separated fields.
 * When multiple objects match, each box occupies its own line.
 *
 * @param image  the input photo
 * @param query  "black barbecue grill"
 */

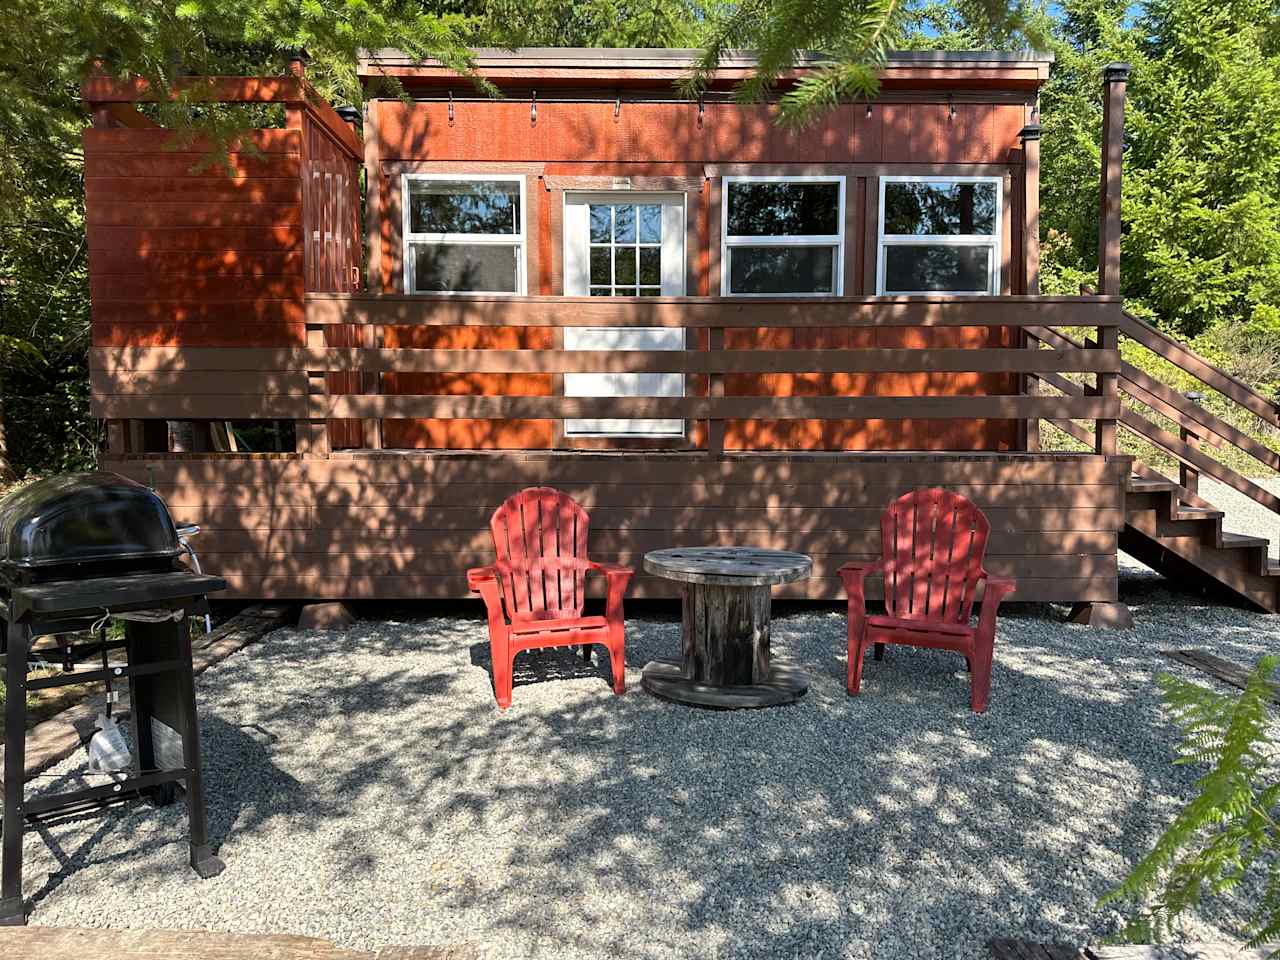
xmin=0 ymin=472 xmax=226 ymax=926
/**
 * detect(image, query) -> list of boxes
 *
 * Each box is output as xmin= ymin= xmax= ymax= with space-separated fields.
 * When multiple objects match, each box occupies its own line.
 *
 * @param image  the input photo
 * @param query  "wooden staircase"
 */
xmin=1027 ymin=308 xmax=1280 ymax=614
xmin=1122 ymin=475 xmax=1280 ymax=612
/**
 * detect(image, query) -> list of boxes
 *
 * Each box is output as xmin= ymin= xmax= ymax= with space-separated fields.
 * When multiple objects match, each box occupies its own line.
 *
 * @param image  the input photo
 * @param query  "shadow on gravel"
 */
xmin=24 ymin=592 xmax=1274 ymax=958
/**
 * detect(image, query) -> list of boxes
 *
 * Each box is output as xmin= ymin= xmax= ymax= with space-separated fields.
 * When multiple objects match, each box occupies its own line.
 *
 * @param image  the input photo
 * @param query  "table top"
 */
xmin=643 ymin=547 xmax=813 ymax=586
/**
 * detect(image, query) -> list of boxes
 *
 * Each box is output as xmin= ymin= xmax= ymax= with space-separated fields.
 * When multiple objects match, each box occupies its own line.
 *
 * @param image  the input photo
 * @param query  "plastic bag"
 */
xmin=88 ymin=713 xmax=131 ymax=773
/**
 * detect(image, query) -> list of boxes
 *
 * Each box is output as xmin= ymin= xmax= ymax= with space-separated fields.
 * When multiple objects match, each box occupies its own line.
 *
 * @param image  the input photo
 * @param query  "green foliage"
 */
xmin=1103 ymin=657 xmax=1280 ymax=949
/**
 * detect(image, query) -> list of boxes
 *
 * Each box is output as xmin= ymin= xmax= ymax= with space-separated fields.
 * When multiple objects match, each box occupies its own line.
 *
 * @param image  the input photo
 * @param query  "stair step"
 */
xmin=1220 ymin=532 xmax=1270 ymax=550
xmin=1175 ymin=507 xmax=1225 ymax=521
xmin=1127 ymin=477 xmax=1179 ymax=493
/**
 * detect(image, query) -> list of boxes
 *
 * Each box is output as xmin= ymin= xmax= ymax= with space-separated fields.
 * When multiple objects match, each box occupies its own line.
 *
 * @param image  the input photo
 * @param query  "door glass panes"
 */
xmin=589 ymin=204 xmax=663 ymax=296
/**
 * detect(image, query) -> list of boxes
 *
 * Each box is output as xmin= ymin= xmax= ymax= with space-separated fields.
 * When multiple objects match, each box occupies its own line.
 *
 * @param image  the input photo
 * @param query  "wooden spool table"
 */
xmin=640 ymin=547 xmax=812 ymax=709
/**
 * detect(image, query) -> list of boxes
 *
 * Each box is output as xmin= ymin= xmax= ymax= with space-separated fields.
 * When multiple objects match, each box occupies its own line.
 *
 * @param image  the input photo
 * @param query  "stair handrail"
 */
xmin=1026 ymin=312 xmax=1280 ymax=517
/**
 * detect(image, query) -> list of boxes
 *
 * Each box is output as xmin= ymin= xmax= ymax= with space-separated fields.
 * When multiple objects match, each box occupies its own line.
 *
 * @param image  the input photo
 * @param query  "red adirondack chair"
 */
xmin=467 ymin=487 xmax=633 ymax=709
xmin=839 ymin=488 xmax=1017 ymax=713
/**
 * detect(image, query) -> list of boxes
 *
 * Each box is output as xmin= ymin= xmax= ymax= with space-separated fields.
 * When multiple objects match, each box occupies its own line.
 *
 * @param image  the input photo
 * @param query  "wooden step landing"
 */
xmin=0 ymin=927 xmax=479 ymax=960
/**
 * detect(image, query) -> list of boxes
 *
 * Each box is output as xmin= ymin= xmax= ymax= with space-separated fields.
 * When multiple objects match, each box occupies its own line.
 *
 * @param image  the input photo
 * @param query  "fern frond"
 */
xmin=1104 ymin=656 xmax=1280 ymax=945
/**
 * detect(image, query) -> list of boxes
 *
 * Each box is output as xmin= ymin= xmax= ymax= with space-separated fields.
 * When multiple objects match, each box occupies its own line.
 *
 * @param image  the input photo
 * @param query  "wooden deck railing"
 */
xmin=1026 ymin=310 xmax=1280 ymax=515
xmin=93 ymin=293 xmax=1126 ymax=457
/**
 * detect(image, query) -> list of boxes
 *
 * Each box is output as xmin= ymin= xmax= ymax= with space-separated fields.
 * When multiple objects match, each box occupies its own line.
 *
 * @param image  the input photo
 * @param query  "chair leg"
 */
xmin=581 ymin=643 xmax=592 ymax=662
xmin=492 ymin=641 xmax=514 ymax=709
xmin=608 ymin=640 xmax=625 ymax=696
xmin=970 ymin=639 xmax=993 ymax=714
xmin=874 ymin=642 xmax=885 ymax=662
xmin=847 ymin=633 xmax=868 ymax=696
xmin=964 ymin=656 xmax=972 ymax=673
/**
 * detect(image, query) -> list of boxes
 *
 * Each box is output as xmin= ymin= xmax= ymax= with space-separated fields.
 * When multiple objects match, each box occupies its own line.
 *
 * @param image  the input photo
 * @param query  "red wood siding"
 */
xmin=85 ymin=127 xmax=307 ymax=349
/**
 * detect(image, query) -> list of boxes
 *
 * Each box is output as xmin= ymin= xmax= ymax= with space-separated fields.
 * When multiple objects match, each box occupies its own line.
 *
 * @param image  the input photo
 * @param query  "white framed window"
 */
xmin=721 ymin=175 xmax=845 ymax=296
xmin=402 ymin=174 xmax=526 ymax=294
xmin=877 ymin=176 xmax=1002 ymax=295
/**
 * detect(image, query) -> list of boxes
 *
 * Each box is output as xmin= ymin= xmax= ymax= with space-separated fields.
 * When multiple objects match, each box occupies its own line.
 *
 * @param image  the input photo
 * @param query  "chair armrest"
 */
xmin=586 ymin=561 xmax=632 ymax=577
xmin=838 ymin=560 xmax=885 ymax=589
xmin=587 ymin=561 xmax=633 ymax=621
xmin=976 ymin=573 xmax=1017 ymax=637
xmin=466 ymin=565 xmax=500 ymax=592
xmin=979 ymin=574 xmax=1017 ymax=604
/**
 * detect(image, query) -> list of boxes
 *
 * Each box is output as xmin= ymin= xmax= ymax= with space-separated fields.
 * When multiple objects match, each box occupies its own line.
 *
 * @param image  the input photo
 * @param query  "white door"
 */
xmin=562 ymin=194 xmax=686 ymax=437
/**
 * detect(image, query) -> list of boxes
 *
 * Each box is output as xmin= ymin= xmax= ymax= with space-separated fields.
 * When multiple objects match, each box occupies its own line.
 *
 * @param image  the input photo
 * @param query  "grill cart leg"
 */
xmin=126 ymin=617 xmax=224 ymax=880
xmin=0 ymin=620 xmax=29 ymax=925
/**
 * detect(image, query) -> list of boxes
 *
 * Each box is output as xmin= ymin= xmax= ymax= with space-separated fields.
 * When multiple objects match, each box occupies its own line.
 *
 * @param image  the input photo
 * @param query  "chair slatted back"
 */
xmin=881 ymin=488 xmax=991 ymax=624
xmin=490 ymin=487 xmax=590 ymax=623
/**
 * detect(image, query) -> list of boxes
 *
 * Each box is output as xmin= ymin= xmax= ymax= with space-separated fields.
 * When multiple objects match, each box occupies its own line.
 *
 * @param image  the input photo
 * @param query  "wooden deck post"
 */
xmin=1020 ymin=123 xmax=1043 ymax=451
xmin=363 ymin=99 xmax=382 ymax=293
xmin=1097 ymin=63 xmax=1130 ymax=297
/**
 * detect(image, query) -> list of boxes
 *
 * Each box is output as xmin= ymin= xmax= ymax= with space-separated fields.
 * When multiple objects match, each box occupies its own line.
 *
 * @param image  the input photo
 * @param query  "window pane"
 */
xmin=614 ymin=205 xmax=636 ymax=242
xmin=728 ymin=246 xmax=836 ymax=294
xmin=639 ymin=247 xmax=661 ymax=285
xmin=408 ymin=179 xmax=520 ymax=235
xmin=883 ymin=244 xmax=993 ymax=293
xmin=615 ymin=247 xmax=637 ymax=285
xmin=412 ymin=243 xmax=519 ymax=292
xmin=638 ymin=287 xmax=661 ymax=297
xmin=589 ymin=205 xmax=612 ymax=243
xmin=590 ymin=247 xmax=611 ymax=285
xmin=590 ymin=287 xmax=612 ymax=297
xmin=883 ymin=181 xmax=997 ymax=236
xmin=727 ymin=182 xmax=840 ymax=237
xmin=639 ymin=205 xmax=662 ymax=243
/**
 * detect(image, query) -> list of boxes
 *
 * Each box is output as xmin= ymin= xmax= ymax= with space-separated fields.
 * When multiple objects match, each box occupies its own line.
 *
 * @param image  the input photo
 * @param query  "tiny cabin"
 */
xmin=83 ymin=49 xmax=1135 ymax=619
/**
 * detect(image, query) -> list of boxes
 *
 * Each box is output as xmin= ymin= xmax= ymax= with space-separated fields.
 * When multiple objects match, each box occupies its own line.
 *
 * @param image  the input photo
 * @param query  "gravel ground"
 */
xmin=19 ymin=487 xmax=1280 ymax=959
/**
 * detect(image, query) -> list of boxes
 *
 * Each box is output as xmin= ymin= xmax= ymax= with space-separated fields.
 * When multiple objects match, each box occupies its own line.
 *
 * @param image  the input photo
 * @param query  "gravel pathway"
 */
xmin=18 ymin=490 xmax=1280 ymax=958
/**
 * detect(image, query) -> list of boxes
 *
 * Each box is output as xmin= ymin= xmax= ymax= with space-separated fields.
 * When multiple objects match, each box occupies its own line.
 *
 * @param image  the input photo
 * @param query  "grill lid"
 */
xmin=0 ymin=472 xmax=181 ymax=571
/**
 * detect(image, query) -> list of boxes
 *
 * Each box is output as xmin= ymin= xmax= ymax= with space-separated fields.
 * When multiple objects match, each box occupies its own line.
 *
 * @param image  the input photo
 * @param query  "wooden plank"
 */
xmin=208 ymin=571 xmax=1116 ymax=603
xmin=85 ymin=176 xmax=303 ymax=204
xmin=87 ymin=201 xmax=301 ymax=228
xmin=91 ymin=274 xmax=305 ymax=301
xmin=145 ymin=479 xmax=1124 ymax=511
xmin=86 ymin=224 xmax=302 ymax=253
xmin=1121 ymin=363 xmax=1280 ymax=470
xmin=82 ymin=126 xmax=301 ymax=153
xmin=1118 ymin=312 xmax=1280 ymax=428
xmin=103 ymin=451 xmax=1130 ymax=485
xmin=326 ymin=394 xmax=1118 ymax=422
xmin=1160 ymin=650 xmax=1280 ymax=702
xmin=89 ymin=250 xmax=304 ymax=276
xmin=92 ymin=369 xmax=309 ymax=395
xmin=91 ymin=346 xmax=1119 ymax=375
xmin=93 ymin=346 xmax=1120 ymax=376
xmin=196 ymin=551 xmax=1115 ymax=581
xmin=190 ymin=526 xmax=1117 ymax=557
xmin=92 ymin=393 xmax=1118 ymax=422
xmin=83 ymin=152 xmax=302 ymax=179
xmin=305 ymin=293 xmax=1124 ymax=329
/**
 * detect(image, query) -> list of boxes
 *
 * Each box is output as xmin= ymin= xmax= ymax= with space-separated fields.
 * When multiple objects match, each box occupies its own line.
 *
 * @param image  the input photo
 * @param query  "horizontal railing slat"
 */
xmin=93 ymin=393 xmax=1117 ymax=421
xmin=91 ymin=347 xmax=1121 ymax=377
xmin=304 ymin=293 xmax=1123 ymax=329
xmin=1118 ymin=311 xmax=1280 ymax=427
